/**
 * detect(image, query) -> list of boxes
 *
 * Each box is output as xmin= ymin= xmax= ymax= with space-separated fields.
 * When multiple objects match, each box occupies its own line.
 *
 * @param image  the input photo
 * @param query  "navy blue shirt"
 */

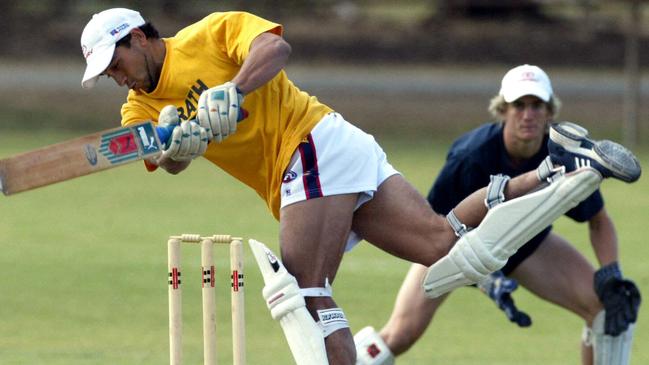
xmin=427 ymin=123 xmax=603 ymax=272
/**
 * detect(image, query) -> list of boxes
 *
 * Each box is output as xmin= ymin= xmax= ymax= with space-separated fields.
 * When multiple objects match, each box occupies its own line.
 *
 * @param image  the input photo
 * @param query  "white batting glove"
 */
xmin=159 ymin=105 xmax=208 ymax=161
xmin=197 ymin=81 xmax=244 ymax=143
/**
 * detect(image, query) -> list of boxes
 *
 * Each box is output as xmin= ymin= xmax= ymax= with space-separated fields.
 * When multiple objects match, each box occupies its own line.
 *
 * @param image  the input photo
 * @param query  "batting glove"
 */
xmin=159 ymin=105 xmax=208 ymax=162
xmin=197 ymin=82 xmax=244 ymax=143
xmin=157 ymin=105 xmax=181 ymax=148
xmin=594 ymin=262 xmax=641 ymax=336
xmin=478 ymin=271 xmax=532 ymax=327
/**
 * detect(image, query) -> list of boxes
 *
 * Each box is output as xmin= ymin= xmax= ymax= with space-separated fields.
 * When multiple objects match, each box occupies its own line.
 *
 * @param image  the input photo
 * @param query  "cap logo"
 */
xmin=82 ymin=45 xmax=93 ymax=59
xmin=109 ymin=22 xmax=130 ymax=36
xmin=519 ymin=71 xmax=538 ymax=82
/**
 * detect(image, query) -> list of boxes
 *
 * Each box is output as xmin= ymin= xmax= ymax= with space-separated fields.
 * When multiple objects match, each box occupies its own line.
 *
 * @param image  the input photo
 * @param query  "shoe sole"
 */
xmin=551 ymin=122 xmax=641 ymax=183
xmin=594 ymin=140 xmax=641 ymax=183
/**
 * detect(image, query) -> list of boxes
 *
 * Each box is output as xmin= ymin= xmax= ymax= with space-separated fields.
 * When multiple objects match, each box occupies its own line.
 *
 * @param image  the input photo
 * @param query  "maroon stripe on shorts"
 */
xmin=298 ymin=134 xmax=323 ymax=199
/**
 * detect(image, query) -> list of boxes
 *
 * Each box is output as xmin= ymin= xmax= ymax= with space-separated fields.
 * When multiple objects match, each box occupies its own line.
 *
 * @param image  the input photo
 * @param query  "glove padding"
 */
xmin=197 ymin=82 xmax=244 ymax=143
xmin=477 ymin=271 xmax=532 ymax=327
xmin=594 ymin=262 xmax=641 ymax=336
xmin=159 ymin=105 xmax=208 ymax=161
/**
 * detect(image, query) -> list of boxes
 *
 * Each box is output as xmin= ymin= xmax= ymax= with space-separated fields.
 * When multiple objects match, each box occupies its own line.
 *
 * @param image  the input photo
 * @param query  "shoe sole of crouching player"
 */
xmin=548 ymin=121 xmax=641 ymax=183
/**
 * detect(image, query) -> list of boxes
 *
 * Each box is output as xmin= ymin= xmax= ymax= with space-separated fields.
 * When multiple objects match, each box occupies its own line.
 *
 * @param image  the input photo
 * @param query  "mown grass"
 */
xmin=0 ymin=130 xmax=647 ymax=365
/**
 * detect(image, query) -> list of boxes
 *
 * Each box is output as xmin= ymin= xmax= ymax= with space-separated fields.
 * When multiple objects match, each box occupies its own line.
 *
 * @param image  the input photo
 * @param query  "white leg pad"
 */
xmin=423 ymin=168 xmax=601 ymax=298
xmin=248 ymin=239 xmax=329 ymax=365
xmin=584 ymin=310 xmax=635 ymax=365
xmin=354 ymin=326 xmax=395 ymax=365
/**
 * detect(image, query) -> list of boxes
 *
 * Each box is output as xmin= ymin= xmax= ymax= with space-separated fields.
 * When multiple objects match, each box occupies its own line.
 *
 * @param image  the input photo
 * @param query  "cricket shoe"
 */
xmin=548 ymin=121 xmax=641 ymax=183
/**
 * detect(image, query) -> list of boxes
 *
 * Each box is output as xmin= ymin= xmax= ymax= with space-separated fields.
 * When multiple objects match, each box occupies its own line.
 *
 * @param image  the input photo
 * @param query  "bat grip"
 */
xmin=155 ymin=124 xmax=175 ymax=145
xmin=154 ymin=108 xmax=249 ymax=146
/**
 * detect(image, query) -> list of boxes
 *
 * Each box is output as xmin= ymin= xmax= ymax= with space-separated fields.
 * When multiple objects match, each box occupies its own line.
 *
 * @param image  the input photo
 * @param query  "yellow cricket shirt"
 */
xmin=121 ymin=12 xmax=333 ymax=219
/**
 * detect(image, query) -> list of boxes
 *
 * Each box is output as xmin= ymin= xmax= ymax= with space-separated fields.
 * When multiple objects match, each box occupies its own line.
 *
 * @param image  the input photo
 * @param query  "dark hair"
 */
xmin=115 ymin=22 xmax=160 ymax=48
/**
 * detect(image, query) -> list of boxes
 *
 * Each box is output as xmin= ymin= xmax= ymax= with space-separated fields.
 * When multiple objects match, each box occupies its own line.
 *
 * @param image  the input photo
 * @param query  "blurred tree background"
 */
xmin=2 ymin=0 xmax=648 ymax=65
xmin=1 ymin=0 xmax=648 ymax=144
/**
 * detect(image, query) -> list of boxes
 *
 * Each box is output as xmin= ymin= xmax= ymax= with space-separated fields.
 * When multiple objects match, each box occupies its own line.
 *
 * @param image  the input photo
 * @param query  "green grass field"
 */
xmin=0 ymin=130 xmax=647 ymax=365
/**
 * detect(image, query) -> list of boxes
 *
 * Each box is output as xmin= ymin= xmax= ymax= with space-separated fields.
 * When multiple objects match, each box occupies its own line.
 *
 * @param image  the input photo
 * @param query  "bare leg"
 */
xmin=353 ymin=175 xmax=454 ymax=266
xmin=452 ymin=170 xmax=542 ymax=228
xmin=510 ymin=233 xmax=602 ymax=365
xmin=280 ymin=193 xmax=359 ymax=365
xmin=380 ymin=264 xmax=449 ymax=355
xmin=353 ymin=171 xmax=544 ymax=266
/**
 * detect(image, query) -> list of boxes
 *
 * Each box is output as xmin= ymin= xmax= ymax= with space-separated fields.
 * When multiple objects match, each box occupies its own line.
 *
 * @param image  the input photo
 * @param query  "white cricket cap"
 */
xmin=499 ymin=64 xmax=553 ymax=102
xmin=80 ymin=8 xmax=145 ymax=89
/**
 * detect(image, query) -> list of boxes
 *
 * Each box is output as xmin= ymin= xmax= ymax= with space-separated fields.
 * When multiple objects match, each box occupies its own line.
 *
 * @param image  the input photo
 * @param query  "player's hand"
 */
xmin=477 ymin=271 xmax=532 ymax=327
xmin=157 ymin=105 xmax=181 ymax=148
xmin=159 ymin=105 xmax=208 ymax=162
xmin=197 ymin=82 xmax=244 ymax=143
xmin=594 ymin=262 xmax=641 ymax=336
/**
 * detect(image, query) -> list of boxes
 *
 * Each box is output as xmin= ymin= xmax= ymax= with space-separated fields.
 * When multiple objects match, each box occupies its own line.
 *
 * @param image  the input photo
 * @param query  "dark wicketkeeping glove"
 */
xmin=477 ymin=271 xmax=532 ymax=327
xmin=594 ymin=262 xmax=641 ymax=336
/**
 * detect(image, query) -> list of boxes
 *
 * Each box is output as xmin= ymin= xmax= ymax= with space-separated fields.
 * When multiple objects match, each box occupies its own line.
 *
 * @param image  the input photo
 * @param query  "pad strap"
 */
xmin=300 ymin=278 xmax=333 ymax=298
xmin=316 ymin=307 xmax=350 ymax=337
xmin=446 ymin=210 xmax=471 ymax=237
xmin=536 ymin=155 xmax=566 ymax=182
xmin=536 ymin=156 xmax=554 ymax=182
xmin=485 ymin=174 xmax=511 ymax=209
xmin=582 ymin=324 xmax=594 ymax=346
xmin=299 ymin=280 xmax=349 ymax=338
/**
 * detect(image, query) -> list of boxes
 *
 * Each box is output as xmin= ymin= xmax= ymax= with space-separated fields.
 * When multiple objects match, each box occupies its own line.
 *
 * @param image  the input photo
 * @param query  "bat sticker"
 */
xmin=137 ymin=124 xmax=159 ymax=151
xmin=98 ymin=123 xmax=161 ymax=165
xmin=84 ymin=144 xmax=98 ymax=166
xmin=99 ymin=128 xmax=139 ymax=164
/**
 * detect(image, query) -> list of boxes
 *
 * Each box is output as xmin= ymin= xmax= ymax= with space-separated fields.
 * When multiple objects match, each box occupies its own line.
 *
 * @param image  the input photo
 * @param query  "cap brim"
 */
xmin=81 ymin=43 xmax=116 ymax=89
xmin=502 ymin=83 xmax=551 ymax=102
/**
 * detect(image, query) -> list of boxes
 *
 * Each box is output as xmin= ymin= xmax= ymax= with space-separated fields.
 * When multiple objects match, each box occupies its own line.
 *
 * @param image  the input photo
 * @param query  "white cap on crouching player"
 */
xmin=499 ymin=64 xmax=553 ymax=102
xmin=80 ymin=8 xmax=145 ymax=88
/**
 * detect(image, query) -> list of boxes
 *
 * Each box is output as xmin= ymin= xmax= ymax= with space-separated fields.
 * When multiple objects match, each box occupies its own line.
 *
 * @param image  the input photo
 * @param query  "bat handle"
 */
xmin=154 ymin=108 xmax=249 ymax=146
xmin=155 ymin=124 xmax=175 ymax=145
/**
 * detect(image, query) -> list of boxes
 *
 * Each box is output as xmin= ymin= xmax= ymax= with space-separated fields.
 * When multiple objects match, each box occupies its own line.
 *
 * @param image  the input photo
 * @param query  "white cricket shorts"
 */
xmin=280 ymin=112 xmax=400 ymax=251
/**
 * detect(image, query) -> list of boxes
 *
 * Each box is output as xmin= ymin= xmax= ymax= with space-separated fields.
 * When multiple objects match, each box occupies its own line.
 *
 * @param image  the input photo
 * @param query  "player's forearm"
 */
xmin=232 ymin=33 xmax=291 ymax=95
xmin=589 ymin=209 xmax=619 ymax=266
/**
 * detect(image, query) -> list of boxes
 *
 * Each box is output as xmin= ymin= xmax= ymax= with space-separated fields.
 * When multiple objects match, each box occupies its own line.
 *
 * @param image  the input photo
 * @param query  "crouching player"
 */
xmin=355 ymin=65 xmax=641 ymax=365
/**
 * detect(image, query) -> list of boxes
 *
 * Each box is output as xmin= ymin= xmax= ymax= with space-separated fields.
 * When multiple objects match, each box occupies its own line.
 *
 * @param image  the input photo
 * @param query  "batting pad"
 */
xmin=587 ymin=310 xmax=635 ymax=365
xmin=248 ymin=239 xmax=329 ymax=365
xmin=423 ymin=168 xmax=601 ymax=298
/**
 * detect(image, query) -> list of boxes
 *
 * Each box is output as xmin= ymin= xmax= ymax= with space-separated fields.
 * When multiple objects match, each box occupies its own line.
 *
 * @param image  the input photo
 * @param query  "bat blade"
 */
xmin=0 ymin=121 xmax=167 ymax=195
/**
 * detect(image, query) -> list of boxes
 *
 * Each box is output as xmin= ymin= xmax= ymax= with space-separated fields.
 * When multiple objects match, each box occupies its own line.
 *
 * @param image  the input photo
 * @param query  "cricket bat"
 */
xmin=0 ymin=121 xmax=173 ymax=196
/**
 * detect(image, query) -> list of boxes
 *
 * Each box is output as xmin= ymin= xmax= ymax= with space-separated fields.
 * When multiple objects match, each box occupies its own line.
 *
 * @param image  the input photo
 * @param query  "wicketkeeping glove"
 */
xmin=477 ymin=271 xmax=532 ymax=327
xmin=594 ymin=262 xmax=641 ymax=336
xmin=159 ymin=105 xmax=208 ymax=162
xmin=197 ymin=82 xmax=245 ymax=143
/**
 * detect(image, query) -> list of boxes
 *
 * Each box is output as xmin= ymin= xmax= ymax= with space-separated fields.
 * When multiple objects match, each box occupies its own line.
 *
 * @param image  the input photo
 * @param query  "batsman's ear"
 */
xmin=129 ymin=28 xmax=148 ymax=45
